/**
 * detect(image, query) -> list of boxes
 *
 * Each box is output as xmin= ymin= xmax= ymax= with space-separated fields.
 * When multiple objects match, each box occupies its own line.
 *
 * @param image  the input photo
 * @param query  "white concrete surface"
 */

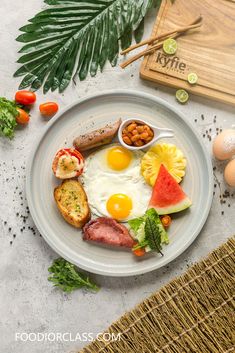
xmin=0 ymin=1 xmax=234 ymax=353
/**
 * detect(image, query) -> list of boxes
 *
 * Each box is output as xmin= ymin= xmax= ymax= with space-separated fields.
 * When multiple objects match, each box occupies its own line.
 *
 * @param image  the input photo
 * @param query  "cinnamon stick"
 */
xmin=120 ymin=35 xmax=176 ymax=69
xmin=121 ymin=16 xmax=202 ymax=56
xmin=120 ymin=18 xmax=202 ymax=69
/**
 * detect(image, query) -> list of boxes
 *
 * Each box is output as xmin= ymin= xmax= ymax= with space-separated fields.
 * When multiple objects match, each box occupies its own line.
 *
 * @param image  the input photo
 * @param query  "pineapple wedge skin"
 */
xmin=141 ymin=143 xmax=187 ymax=186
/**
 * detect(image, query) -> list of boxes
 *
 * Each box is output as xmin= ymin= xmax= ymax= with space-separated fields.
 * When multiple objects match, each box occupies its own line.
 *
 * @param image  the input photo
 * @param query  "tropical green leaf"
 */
xmin=134 ymin=19 xmax=145 ymax=43
xmin=15 ymin=0 xmax=162 ymax=93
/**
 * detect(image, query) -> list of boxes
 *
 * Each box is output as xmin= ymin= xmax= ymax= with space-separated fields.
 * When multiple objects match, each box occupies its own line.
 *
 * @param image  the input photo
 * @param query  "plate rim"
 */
xmin=26 ymin=89 xmax=214 ymax=277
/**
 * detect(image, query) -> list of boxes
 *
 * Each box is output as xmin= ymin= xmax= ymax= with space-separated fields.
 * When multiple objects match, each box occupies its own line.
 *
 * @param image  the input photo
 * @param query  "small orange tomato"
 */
xmin=132 ymin=246 xmax=146 ymax=257
xmin=16 ymin=108 xmax=30 ymax=125
xmin=39 ymin=102 xmax=59 ymax=117
xmin=161 ymin=215 xmax=172 ymax=228
xmin=15 ymin=90 xmax=36 ymax=105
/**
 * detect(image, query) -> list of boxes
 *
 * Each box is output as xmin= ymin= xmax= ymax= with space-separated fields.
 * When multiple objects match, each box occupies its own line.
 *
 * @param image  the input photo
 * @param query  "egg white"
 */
xmin=81 ymin=145 xmax=152 ymax=221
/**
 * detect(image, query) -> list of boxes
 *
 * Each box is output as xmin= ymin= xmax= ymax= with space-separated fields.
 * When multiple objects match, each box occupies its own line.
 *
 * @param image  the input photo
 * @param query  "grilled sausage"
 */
xmin=73 ymin=119 xmax=122 ymax=152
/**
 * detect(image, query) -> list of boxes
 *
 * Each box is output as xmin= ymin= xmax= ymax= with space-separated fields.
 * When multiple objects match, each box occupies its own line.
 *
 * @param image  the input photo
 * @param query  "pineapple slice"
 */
xmin=141 ymin=143 xmax=187 ymax=186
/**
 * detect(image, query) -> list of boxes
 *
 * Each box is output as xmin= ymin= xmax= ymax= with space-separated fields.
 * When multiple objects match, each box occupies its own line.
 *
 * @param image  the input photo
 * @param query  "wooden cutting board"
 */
xmin=140 ymin=0 xmax=235 ymax=106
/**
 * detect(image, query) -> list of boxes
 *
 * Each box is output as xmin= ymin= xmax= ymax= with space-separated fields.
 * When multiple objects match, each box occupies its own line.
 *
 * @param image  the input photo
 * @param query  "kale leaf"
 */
xmin=0 ymin=97 xmax=18 ymax=139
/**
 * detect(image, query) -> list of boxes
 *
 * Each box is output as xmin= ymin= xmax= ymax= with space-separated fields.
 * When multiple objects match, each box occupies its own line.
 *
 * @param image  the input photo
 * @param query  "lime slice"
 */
xmin=176 ymin=89 xmax=189 ymax=104
xmin=163 ymin=38 xmax=177 ymax=55
xmin=188 ymin=72 xmax=198 ymax=85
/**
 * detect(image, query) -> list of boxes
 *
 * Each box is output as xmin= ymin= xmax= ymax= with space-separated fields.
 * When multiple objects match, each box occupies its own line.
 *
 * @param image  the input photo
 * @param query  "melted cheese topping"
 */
xmin=56 ymin=155 xmax=83 ymax=179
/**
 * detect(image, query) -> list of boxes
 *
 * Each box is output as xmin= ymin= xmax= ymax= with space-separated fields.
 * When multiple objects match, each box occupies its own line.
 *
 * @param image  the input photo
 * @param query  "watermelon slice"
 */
xmin=148 ymin=164 xmax=192 ymax=215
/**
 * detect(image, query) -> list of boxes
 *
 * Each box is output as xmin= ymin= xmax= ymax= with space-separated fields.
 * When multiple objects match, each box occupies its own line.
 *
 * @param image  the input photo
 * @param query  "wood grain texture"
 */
xmin=140 ymin=0 xmax=235 ymax=106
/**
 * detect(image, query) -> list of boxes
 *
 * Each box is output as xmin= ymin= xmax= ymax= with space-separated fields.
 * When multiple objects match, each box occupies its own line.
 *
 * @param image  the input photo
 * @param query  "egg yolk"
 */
xmin=106 ymin=194 xmax=133 ymax=220
xmin=107 ymin=146 xmax=132 ymax=171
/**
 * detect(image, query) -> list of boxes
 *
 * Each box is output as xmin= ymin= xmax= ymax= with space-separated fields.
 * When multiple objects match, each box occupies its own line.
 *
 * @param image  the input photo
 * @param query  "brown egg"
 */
xmin=212 ymin=129 xmax=235 ymax=160
xmin=224 ymin=159 xmax=235 ymax=187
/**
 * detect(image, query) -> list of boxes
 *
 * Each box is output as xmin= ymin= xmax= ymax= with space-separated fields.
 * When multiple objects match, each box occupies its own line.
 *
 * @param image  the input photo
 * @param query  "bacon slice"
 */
xmin=83 ymin=217 xmax=134 ymax=248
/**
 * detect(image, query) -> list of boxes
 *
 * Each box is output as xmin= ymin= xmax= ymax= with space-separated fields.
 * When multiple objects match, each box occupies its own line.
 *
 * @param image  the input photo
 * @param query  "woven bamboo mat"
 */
xmin=80 ymin=237 xmax=235 ymax=353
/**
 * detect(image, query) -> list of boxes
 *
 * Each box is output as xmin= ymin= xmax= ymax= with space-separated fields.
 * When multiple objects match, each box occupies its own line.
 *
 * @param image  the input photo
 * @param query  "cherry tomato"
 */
xmin=15 ymin=90 xmax=36 ymax=105
xmin=16 ymin=108 xmax=30 ymax=125
xmin=39 ymin=102 xmax=59 ymax=117
xmin=52 ymin=148 xmax=84 ymax=179
xmin=161 ymin=215 xmax=172 ymax=228
xmin=132 ymin=246 xmax=146 ymax=257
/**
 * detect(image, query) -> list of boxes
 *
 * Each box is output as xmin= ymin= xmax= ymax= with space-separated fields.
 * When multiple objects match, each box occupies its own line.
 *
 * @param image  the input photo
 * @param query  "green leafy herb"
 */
xmin=48 ymin=258 xmax=99 ymax=293
xmin=15 ymin=0 xmax=162 ymax=93
xmin=0 ymin=98 xmax=18 ymax=139
xmin=145 ymin=214 xmax=163 ymax=254
xmin=128 ymin=208 xmax=168 ymax=254
xmin=128 ymin=216 xmax=145 ymax=234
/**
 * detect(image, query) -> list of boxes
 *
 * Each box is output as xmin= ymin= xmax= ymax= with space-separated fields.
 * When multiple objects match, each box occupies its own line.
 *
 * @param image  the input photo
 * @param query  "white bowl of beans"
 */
xmin=118 ymin=119 xmax=174 ymax=151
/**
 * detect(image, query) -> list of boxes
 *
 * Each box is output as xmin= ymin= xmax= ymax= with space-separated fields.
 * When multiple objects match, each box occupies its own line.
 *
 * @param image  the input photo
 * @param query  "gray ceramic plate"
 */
xmin=26 ymin=90 xmax=213 ymax=277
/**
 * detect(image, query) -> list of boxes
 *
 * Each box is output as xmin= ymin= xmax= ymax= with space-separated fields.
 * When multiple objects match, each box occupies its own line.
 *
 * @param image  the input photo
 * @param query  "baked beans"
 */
xmin=122 ymin=121 xmax=154 ymax=147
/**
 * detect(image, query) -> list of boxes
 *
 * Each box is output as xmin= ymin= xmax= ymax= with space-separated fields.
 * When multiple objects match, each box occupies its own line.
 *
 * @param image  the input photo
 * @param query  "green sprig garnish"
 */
xmin=48 ymin=258 xmax=99 ymax=293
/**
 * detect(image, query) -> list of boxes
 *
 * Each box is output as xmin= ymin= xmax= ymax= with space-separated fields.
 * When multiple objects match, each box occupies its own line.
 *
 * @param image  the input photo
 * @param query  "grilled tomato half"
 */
xmin=52 ymin=148 xmax=84 ymax=179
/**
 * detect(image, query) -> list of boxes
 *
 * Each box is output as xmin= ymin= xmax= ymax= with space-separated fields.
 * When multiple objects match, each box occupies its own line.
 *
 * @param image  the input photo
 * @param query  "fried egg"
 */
xmin=81 ymin=145 xmax=151 ymax=221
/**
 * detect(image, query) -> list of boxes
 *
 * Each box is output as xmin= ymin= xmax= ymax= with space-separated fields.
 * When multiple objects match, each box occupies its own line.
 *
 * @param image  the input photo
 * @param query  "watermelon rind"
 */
xmin=150 ymin=196 xmax=192 ymax=215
